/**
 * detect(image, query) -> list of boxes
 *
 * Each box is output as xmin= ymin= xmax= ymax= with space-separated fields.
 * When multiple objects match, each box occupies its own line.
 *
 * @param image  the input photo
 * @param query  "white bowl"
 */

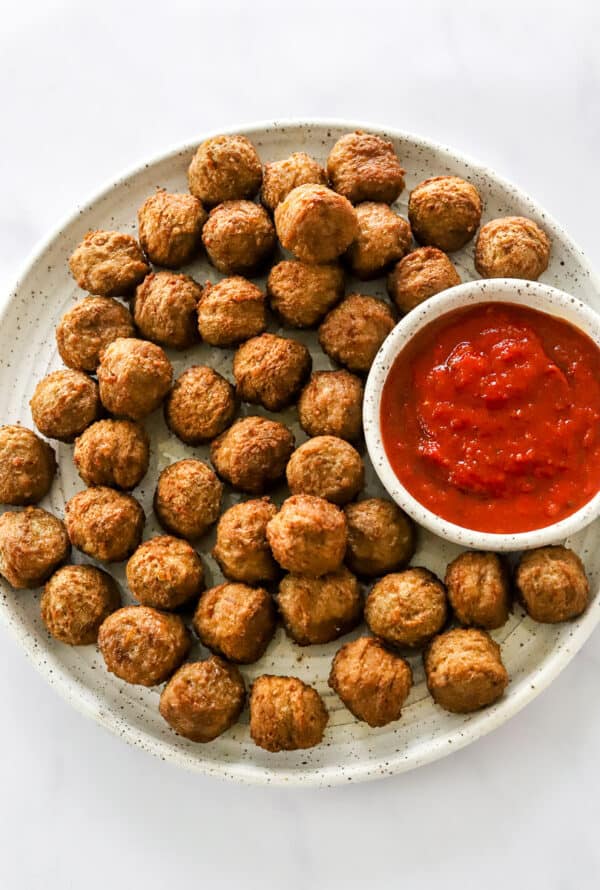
xmin=364 ymin=279 xmax=600 ymax=552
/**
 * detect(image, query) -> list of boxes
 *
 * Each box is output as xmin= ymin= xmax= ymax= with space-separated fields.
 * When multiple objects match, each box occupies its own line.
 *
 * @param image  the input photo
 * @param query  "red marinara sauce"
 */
xmin=380 ymin=302 xmax=600 ymax=533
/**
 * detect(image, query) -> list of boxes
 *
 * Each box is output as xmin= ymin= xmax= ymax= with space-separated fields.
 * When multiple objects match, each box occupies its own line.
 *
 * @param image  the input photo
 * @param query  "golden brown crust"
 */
xmin=0 ymin=507 xmax=70 ymax=589
xmin=137 ymin=189 xmax=207 ymax=268
xmin=278 ymin=567 xmax=362 ymax=645
xmin=346 ymin=202 xmax=412 ymax=279
xmin=188 ymin=135 xmax=262 ymax=207
xmin=30 ymin=370 xmax=101 ymax=443
xmin=56 ymin=297 xmax=135 ymax=372
xmin=193 ymin=582 xmax=276 ymax=664
xmin=267 ymin=260 xmax=344 ymax=328
xmin=298 ymin=371 xmax=364 ymax=442
xmin=73 ymin=419 xmax=149 ymax=490
xmin=0 ymin=425 xmax=56 ymax=505
xmin=97 ymin=338 xmax=173 ymax=420
xmin=261 ymin=152 xmax=328 ymax=212
xmin=213 ymin=497 xmax=279 ymax=584
xmin=475 ymin=216 xmax=550 ymax=280
xmin=210 ymin=416 xmax=294 ymax=494
xmin=126 ymin=535 xmax=204 ymax=610
xmin=275 ymin=184 xmax=358 ymax=264
xmin=408 ymin=176 xmax=482 ymax=252
xmin=424 ymin=627 xmax=508 ymax=713
xmin=165 ymin=366 xmax=236 ymax=444
xmin=318 ymin=294 xmax=395 ymax=374
xmin=286 ymin=436 xmax=364 ymax=505
xmin=249 ymin=675 xmax=328 ymax=752
xmin=197 ymin=277 xmax=266 ymax=347
xmin=266 ymin=494 xmax=347 ymax=577
xmin=387 ymin=246 xmax=461 ymax=313
xmin=345 ymin=498 xmax=415 ymax=577
xmin=41 ymin=565 xmax=121 ymax=645
xmin=65 ymin=486 xmax=144 ymax=562
xmin=68 ymin=230 xmax=149 ymax=297
xmin=154 ymin=459 xmax=222 ymax=541
xmin=132 ymin=271 xmax=201 ymax=350
xmin=365 ymin=567 xmax=447 ymax=648
xmin=233 ymin=333 xmax=312 ymax=411
xmin=202 ymin=201 xmax=275 ymax=275
xmin=515 ymin=546 xmax=589 ymax=623
xmin=446 ymin=551 xmax=510 ymax=629
xmin=327 ymin=131 xmax=405 ymax=204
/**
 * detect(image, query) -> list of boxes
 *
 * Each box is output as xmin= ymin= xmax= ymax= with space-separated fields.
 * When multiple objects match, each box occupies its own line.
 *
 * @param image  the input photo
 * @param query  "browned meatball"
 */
xmin=515 ymin=546 xmax=589 ymax=623
xmin=345 ymin=499 xmax=415 ymax=577
xmin=286 ymin=436 xmax=364 ymax=505
xmin=327 ymin=131 xmax=405 ymax=204
xmin=278 ymin=567 xmax=362 ymax=645
xmin=0 ymin=425 xmax=56 ymax=505
xmin=249 ymin=675 xmax=328 ymax=752
xmin=387 ymin=246 xmax=461 ymax=314
xmin=424 ymin=628 xmax=509 ymax=713
xmin=213 ymin=498 xmax=279 ymax=584
xmin=0 ymin=508 xmax=70 ymax=589
xmin=98 ymin=605 xmax=190 ymax=687
xmin=211 ymin=416 xmax=294 ymax=494
xmin=69 ymin=230 xmax=149 ymax=297
xmin=365 ymin=568 xmax=447 ymax=648
xmin=132 ymin=272 xmax=201 ymax=349
xmin=56 ymin=296 xmax=135 ymax=372
xmin=97 ymin=338 xmax=173 ymax=420
xmin=267 ymin=260 xmax=344 ymax=328
xmin=346 ymin=203 xmax=412 ymax=279
xmin=475 ymin=216 xmax=551 ymax=280
xmin=446 ymin=552 xmax=510 ymax=630
xmin=266 ymin=494 xmax=347 ymax=577
xmin=137 ymin=189 xmax=207 ymax=268
xmin=126 ymin=536 xmax=204 ymax=610
xmin=165 ymin=366 xmax=236 ymax=444
xmin=261 ymin=152 xmax=328 ymax=212
xmin=188 ymin=134 xmax=262 ymax=207
xmin=73 ymin=419 xmax=149 ymax=490
xmin=65 ymin=487 xmax=144 ymax=562
xmin=202 ymin=201 xmax=275 ymax=275
xmin=197 ymin=277 xmax=266 ymax=347
xmin=319 ymin=294 xmax=395 ymax=374
xmin=233 ymin=334 xmax=312 ymax=412
xmin=298 ymin=371 xmax=364 ymax=442
xmin=30 ymin=370 xmax=101 ymax=443
xmin=154 ymin=459 xmax=222 ymax=541
xmin=329 ymin=636 xmax=412 ymax=727
xmin=159 ymin=657 xmax=246 ymax=742
xmin=194 ymin=583 xmax=276 ymax=664
xmin=41 ymin=565 xmax=121 ymax=645
xmin=275 ymin=184 xmax=358 ymax=264
xmin=408 ymin=176 xmax=482 ymax=252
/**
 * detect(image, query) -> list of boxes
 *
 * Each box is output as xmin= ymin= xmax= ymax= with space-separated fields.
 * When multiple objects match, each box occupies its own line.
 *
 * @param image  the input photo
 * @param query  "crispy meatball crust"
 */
xmin=387 ymin=246 xmax=461 ymax=314
xmin=286 ymin=436 xmax=364 ymax=505
xmin=277 ymin=567 xmax=362 ymax=645
xmin=194 ymin=582 xmax=276 ymax=664
xmin=98 ymin=605 xmax=190 ymax=687
xmin=30 ymin=370 xmax=101 ymax=443
xmin=365 ymin=568 xmax=448 ymax=648
xmin=275 ymin=184 xmax=358 ymax=264
xmin=154 ymin=459 xmax=222 ymax=541
xmin=425 ymin=628 xmax=509 ymax=713
xmin=298 ymin=371 xmax=364 ymax=442
xmin=56 ymin=296 xmax=135 ymax=372
xmin=210 ymin=416 xmax=294 ymax=494
xmin=346 ymin=202 xmax=412 ymax=279
xmin=197 ymin=277 xmax=266 ymax=347
xmin=202 ymin=201 xmax=275 ymax=275
xmin=233 ymin=334 xmax=312 ymax=411
xmin=165 ymin=366 xmax=236 ymax=445
xmin=137 ymin=189 xmax=207 ymax=268
xmin=329 ymin=636 xmax=412 ymax=727
xmin=446 ymin=551 xmax=510 ymax=630
xmin=132 ymin=271 xmax=201 ymax=350
xmin=159 ymin=657 xmax=246 ymax=743
xmin=267 ymin=260 xmax=344 ymax=328
xmin=327 ymin=131 xmax=405 ymax=204
xmin=188 ymin=134 xmax=262 ymax=207
xmin=266 ymin=494 xmax=347 ymax=577
xmin=213 ymin=497 xmax=279 ymax=584
xmin=73 ymin=419 xmax=149 ymax=490
xmin=475 ymin=216 xmax=551 ymax=280
xmin=97 ymin=338 xmax=173 ymax=420
xmin=249 ymin=675 xmax=328 ymax=752
xmin=41 ymin=565 xmax=121 ymax=645
xmin=345 ymin=498 xmax=415 ymax=577
xmin=126 ymin=535 xmax=204 ymax=610
xmin=319 ymin=294 xmax=395 ymax=375
xmin=0 ymin=508 xmax=70 ymax=589
xmin=262 ymin=152 xmax=328 ymax=213
xmin=69 ymin=230 xmax=149 ymax=297
xmin=515 ymin=546 xmax=589 ymax=623
xmin=0 ymin=425 xmax=56 ymax=505
xmin=408 ymin=176 xmax=482 ymax=252
xmin=65 ymin=487 xmax=144 ymax=562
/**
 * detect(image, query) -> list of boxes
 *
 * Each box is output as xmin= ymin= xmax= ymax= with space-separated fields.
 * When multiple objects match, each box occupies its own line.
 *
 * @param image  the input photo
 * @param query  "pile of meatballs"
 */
xmin=0 ymin=129 xmax=588 ymax=755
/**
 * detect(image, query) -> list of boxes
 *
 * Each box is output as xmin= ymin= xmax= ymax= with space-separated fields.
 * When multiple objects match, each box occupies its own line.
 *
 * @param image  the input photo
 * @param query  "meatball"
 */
xmin=188 ymin=134 xmax=262 ymax=207
xmin=515 ymin=546 xmax=589 ymax=623
xmin=275 ymin=184 xmax=358 ymax=264
xmin=475 ymin=216 xmax=551 ymax=280
xmin=319 ymin=294 xmax=395 ymax=375
xmin=298 ymin=371 xmax=364 ymax=442
xmin=56 ymin=296 xmax=135 ymax=372
xmin=345 ymin=498 xmax=415 ymax=577
xmin=126 ymin=536 xmax=204 ymax=610
xmin=98 ymin=605 xmax=190 ymax=687
xmin=137 ymin=189 xmax=207 ymax=268
xmin=41 ymin=564 xmax=121 ymax=645
xmin=132 ymin=271 xmax=201 ymax=350
xmin=65 ymin=486 xmax=144 ymax=562
xmin=197 ymin=276 xmax=266 ymax=347
xmin=69 ymin=230 xmax=149 ymax=297
xmin=278 ymin=568 xmax=362 ymax=646
xmin=424 ymin=628 xmax=509 ymax=713
xmin=365 ymin=568 xmax=447 ymax=648
xmin=211 ymin=416 xmax=294 ymax=494
xmin=202 ymin=201 xmax=275 ymax=275
xmin=249 ymin=675 xmax=328 ymax=752
xmin=165 ymin=366 xmax=235 ymax=444
xmin=266 ymin=494 xmax=347 ymax=577
xmin=329 ymin=636 xmax=412 ymax=727
xmin=159 ymin=657 xmax=246 ymax=743
xmin=387 ymin=246 xmax=461 ymax=314
xmin=286 ymin=436 xmax=364 ymax=505
xmin=213 ymin=497 xmax=279 ymax=584
xmin=97 ymin=338 xmax=173 ymax=420
xmin=346 ymin=203 xmax=412 ymax=280
xmin=446 ymin=551 xmax=510 ymax=630
xmin=30 ymin=370 xmax=101 ymax=443
xmin=194 ymin=582 xmax=276 ymax=664
xmin=327 ymin=131 xmax=405 ymax=204
xmin=233 ymin=334 xmax=312 ymax=412
xmin=0 ymin=425 xmax=56 ymax=505
xmin=408 ymin=176 xmax=482 ymax=252
xmin=154 ymin=459 xmax=222 ymax=540
xmin=0 ymin=508 xmax=69 ymax=589
xmin=267 ymin=260 xmax=344 ymax=328
xmin=261 ymin=152 xmax=328 ymax=212
xmin=73 ymin=419 xmax=149 ymax=490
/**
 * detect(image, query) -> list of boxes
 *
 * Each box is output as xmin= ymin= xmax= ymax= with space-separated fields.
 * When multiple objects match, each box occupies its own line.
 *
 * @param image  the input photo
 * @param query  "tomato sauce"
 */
xmin=380 ymin=302 xmax=600 ymax=533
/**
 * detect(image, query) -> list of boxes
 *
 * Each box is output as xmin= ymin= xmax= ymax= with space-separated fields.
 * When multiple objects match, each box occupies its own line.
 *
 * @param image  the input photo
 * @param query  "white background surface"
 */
xmin=1 ymin=1 xmax=599 ymax=887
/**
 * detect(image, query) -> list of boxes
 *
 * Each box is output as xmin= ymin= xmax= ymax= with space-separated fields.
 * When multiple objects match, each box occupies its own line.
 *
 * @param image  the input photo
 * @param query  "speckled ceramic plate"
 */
xmin=1 ymin=121 xmax=599 ymax=787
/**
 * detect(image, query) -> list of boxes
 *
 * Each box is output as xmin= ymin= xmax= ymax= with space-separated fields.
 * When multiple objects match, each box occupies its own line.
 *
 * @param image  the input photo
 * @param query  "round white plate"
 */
xmin=1 ymin=121 xmax=599 ymax=787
